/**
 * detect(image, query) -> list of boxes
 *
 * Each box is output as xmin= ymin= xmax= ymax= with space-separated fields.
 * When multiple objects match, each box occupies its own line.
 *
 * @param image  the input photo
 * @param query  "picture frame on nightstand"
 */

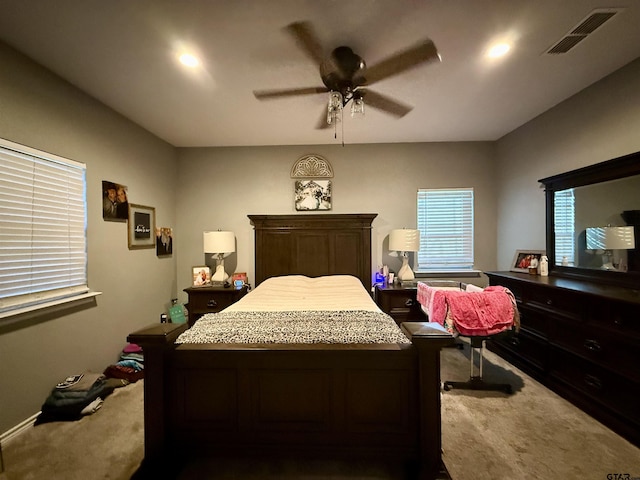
xmin=232 ymin=272 xmax=248 ymax=288
xmin=192 ymin=266 xmax=211 ymax=287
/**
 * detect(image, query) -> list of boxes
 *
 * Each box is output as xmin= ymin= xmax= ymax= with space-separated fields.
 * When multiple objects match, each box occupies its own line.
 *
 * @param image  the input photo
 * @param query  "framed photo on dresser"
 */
xmin=511 ymin=250 xmax=545 ymax=273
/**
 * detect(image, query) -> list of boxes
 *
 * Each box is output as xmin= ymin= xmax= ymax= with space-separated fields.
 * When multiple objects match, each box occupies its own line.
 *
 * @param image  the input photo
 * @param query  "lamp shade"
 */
xmin=389 ymin=229 xmax=420 ymax=252
xmin=586 ymin=226 xmax=635 ymax=250
xmin=203 ymin=231 xmax=235 ymax=254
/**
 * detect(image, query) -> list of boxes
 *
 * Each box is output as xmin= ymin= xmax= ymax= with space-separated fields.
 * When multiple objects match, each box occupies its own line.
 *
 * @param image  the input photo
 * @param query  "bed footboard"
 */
xmin=127 ymin=322 xmax=187 ymax=473
xmin=129 ymin=322 xmax=452 ymax=479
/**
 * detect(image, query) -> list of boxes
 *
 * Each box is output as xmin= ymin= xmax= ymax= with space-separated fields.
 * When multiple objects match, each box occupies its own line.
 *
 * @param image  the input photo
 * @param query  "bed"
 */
xmin=128 ymin=214 xmax=454 ymax=478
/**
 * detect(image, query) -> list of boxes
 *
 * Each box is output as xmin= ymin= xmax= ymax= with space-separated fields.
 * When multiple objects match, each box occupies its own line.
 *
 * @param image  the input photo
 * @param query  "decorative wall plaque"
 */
xmin=290 ymin=155 xmax=334 ymax=178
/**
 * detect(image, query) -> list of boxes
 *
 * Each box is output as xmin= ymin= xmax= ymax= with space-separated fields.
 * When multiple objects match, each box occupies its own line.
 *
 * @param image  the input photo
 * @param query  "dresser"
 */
xmin=183 ymin=285 xmax=249 ymax=327
xmin=374 ymin=283 xmax=426 ymax=325
xmin=486 ymin=271 xmax=640 ymax=446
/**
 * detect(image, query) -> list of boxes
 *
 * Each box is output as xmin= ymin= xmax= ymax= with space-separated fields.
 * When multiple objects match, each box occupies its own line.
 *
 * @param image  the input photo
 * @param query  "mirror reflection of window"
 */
xmin=554 ymin=188 xmax=575 ymax=266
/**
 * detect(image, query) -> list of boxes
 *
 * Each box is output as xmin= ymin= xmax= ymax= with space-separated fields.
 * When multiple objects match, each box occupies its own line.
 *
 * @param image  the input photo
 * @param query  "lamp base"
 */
xmin=211 ymin=263 xmax=229 ymax=282
xmin=397 ymin=255 xmax=415 ymax=281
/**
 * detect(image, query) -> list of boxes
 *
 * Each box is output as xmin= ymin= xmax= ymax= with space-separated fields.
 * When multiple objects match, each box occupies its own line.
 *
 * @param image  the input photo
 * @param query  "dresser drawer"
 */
xmin=549 ymin=347 xmax=640 ymax=426
xmin=523 ymin=286 xmax=583 ymax=321
xmin=588 ymin=299 xmax=640 ymax=339
xmin=490 ymin=329 xmax=548 ymax=374
xmin=518 ymin=304 xmax=551 ymax=339
xmin=549 ymin=320 xmax=640 ymax=382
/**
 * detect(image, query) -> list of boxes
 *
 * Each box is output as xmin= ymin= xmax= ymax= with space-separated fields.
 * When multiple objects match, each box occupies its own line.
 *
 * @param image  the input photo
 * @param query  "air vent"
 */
xmin=545 ymin=8 xmax=623 ymax=55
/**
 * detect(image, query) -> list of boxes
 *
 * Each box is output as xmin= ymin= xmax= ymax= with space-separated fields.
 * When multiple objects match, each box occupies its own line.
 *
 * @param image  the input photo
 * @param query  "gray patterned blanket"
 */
xmin=176 ymin=310 xmax=411 ymax=344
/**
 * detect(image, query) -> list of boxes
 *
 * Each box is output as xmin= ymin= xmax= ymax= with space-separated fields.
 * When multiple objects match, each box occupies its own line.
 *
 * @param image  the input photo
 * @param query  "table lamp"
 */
xmin=203 ymin=231 xmax=235 ymax=282
xmin=586 ymin=225 xmax=635 ymax=270
xmin=389 ymin=229 xmax=420 ymax=281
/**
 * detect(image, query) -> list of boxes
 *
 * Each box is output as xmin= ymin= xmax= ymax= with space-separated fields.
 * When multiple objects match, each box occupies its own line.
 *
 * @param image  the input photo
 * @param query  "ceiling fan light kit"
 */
xmin=253 ymin=21 xmax=440 ymax=143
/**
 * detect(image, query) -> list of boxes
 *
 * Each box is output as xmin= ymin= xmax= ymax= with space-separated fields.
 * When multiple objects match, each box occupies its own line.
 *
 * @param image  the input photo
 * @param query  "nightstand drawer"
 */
xmin=374 ymin=285 xmax=426 ymax=324
xmin=184 ymin=285 xmax=249 ymax=326
xmin=188 ymin=293 xmax=234 ymax=312
xmin=384 ymin=293 xmax=419 ymax=310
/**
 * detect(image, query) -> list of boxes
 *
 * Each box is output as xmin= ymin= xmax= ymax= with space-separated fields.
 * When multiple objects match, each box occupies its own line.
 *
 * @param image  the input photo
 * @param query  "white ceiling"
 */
xmin=1 ymin=0 xmax=639 ymax=147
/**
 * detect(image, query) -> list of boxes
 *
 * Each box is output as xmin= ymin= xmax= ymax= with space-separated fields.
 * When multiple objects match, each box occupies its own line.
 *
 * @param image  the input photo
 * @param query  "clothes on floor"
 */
xmin=34 ymin=344 xmax=141 ymax=426
xmin=103 ymin=343 xmax=144 ymax=383
xmin=35 ymin=372 xmax=114 ymax=425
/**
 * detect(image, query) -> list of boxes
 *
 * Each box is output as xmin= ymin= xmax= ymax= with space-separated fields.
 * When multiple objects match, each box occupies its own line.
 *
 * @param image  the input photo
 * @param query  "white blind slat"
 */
xmin=554 ymin=189 xmax=575 ymax=265
xmin=416 ymin=188 xmax=474 ymax=271
xmin=0 ymin=139 xmax=88 ymax=314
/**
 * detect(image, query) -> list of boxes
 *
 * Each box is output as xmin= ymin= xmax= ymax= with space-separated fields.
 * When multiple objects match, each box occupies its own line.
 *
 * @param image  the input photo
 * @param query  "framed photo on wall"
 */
xmin=511 ymin=250 xmax=545 ymax=273
xmin=102 ymin=180 xmax=129 ymax=222
xmin=294 ymin=180 xmax=332 ymax=211
xmin=156 ymin=227 xmax=173 ymax=256
xmin=128 ymin=203 xmax=156 ymax=249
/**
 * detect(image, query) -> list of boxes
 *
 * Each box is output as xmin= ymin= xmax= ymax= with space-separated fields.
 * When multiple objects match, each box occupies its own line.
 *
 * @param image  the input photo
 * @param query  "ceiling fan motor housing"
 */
xmin=320 ymin=46 xmax=366 ymax=95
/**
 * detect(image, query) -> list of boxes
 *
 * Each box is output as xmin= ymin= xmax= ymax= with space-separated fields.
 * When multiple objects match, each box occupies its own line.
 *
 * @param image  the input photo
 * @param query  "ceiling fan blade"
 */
xmin=360 ymin=39 xmax=440 ymax=85
xmin=254 ymin=86 xmax=328 ymax=100
xmin=360 ymin=89 xmax=413 ymax=118
xmin=285 ymin=21 xmax=325 ymax=65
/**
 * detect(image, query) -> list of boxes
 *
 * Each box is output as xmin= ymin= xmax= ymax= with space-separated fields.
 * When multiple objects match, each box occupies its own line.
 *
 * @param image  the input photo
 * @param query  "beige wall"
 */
xmin=0 ymin=43 xmax=178 ymax=432
xmin=174 ymin=142 xmax=497 ymax=303
xmin=495 ymin=58 xmax=640 ymax=270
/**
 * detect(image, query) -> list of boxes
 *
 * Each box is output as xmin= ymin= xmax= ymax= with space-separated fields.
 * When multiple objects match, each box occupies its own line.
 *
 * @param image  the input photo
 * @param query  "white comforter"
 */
xmin=225 ymin=274 xmax=382 ymax=312
xmin=176 ymin=275 xmax=411 ymax=344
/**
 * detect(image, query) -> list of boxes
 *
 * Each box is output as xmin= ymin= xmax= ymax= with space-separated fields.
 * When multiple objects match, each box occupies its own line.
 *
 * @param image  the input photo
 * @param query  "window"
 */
xmin=416 ymin=188 xmax=474 ymax=271
xmin=0 ymin=138 xmax=88 ymax=316
xmin=553 ymin=188 xmax=575 ymax=266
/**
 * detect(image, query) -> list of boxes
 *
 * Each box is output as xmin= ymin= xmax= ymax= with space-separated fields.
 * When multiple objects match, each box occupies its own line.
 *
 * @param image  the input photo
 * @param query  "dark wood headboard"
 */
xmin=248 ymin=214 xmax=377 ymax=290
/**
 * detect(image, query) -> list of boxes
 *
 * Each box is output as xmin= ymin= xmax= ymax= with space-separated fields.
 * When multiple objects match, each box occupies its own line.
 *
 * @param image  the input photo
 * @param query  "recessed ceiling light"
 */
xmin=179 ymin=53 xmax=200 ymax=68
xmin=487 ymin=43 xmax=510 ymax=58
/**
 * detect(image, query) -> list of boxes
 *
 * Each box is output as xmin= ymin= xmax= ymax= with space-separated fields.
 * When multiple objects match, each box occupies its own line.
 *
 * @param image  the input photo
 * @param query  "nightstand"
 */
xmin=183 ymin=284 xmax=249 ymax=327
xmin=374 ymin=283 xmax=426 ymax=325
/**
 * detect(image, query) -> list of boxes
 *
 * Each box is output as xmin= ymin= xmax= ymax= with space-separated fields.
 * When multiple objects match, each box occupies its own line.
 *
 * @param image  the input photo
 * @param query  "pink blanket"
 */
xmin=417 ymin=283 xmax=518 ymax=336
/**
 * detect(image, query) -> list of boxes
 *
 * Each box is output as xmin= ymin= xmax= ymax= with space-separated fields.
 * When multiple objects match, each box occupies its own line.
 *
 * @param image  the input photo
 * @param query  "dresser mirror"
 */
xmin=539 ymin=151 xmax=640 ymax=289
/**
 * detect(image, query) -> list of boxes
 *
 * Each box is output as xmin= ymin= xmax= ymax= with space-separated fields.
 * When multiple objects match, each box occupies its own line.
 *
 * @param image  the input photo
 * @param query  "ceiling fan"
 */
xmin=253 ymin=21 xmax=441 ymax=130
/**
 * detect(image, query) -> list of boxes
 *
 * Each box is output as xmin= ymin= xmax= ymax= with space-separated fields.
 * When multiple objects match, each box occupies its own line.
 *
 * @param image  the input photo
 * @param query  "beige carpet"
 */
xmin=0 ymin=381 xmax=144 ymax=480
xmin=440 ymin=341 xmax=640 ymax=479
xmin=1 ymin=343 xmax=639 ymax=479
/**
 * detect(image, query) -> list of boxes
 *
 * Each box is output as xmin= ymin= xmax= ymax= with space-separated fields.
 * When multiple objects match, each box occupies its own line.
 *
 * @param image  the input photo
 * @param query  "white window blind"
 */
xmin=553 ymin=188 xmax=575 ymax=266
xmin=416 ymin=188 xmax=474 ymax=271
xmin=0 ymin=139 xmax=88 ymax=314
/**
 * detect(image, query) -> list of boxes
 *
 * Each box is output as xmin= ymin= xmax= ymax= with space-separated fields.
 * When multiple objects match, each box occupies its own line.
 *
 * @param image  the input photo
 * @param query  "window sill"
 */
xmin=415 ymin=270 xmax=483 ymax=278
xmin=0 ymin=291 xmax=102 ymax=324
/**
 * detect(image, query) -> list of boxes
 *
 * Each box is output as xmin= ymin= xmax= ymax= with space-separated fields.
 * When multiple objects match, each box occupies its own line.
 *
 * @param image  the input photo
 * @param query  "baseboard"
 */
xmin=0 ymin=412 xmax=40 ymax=447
